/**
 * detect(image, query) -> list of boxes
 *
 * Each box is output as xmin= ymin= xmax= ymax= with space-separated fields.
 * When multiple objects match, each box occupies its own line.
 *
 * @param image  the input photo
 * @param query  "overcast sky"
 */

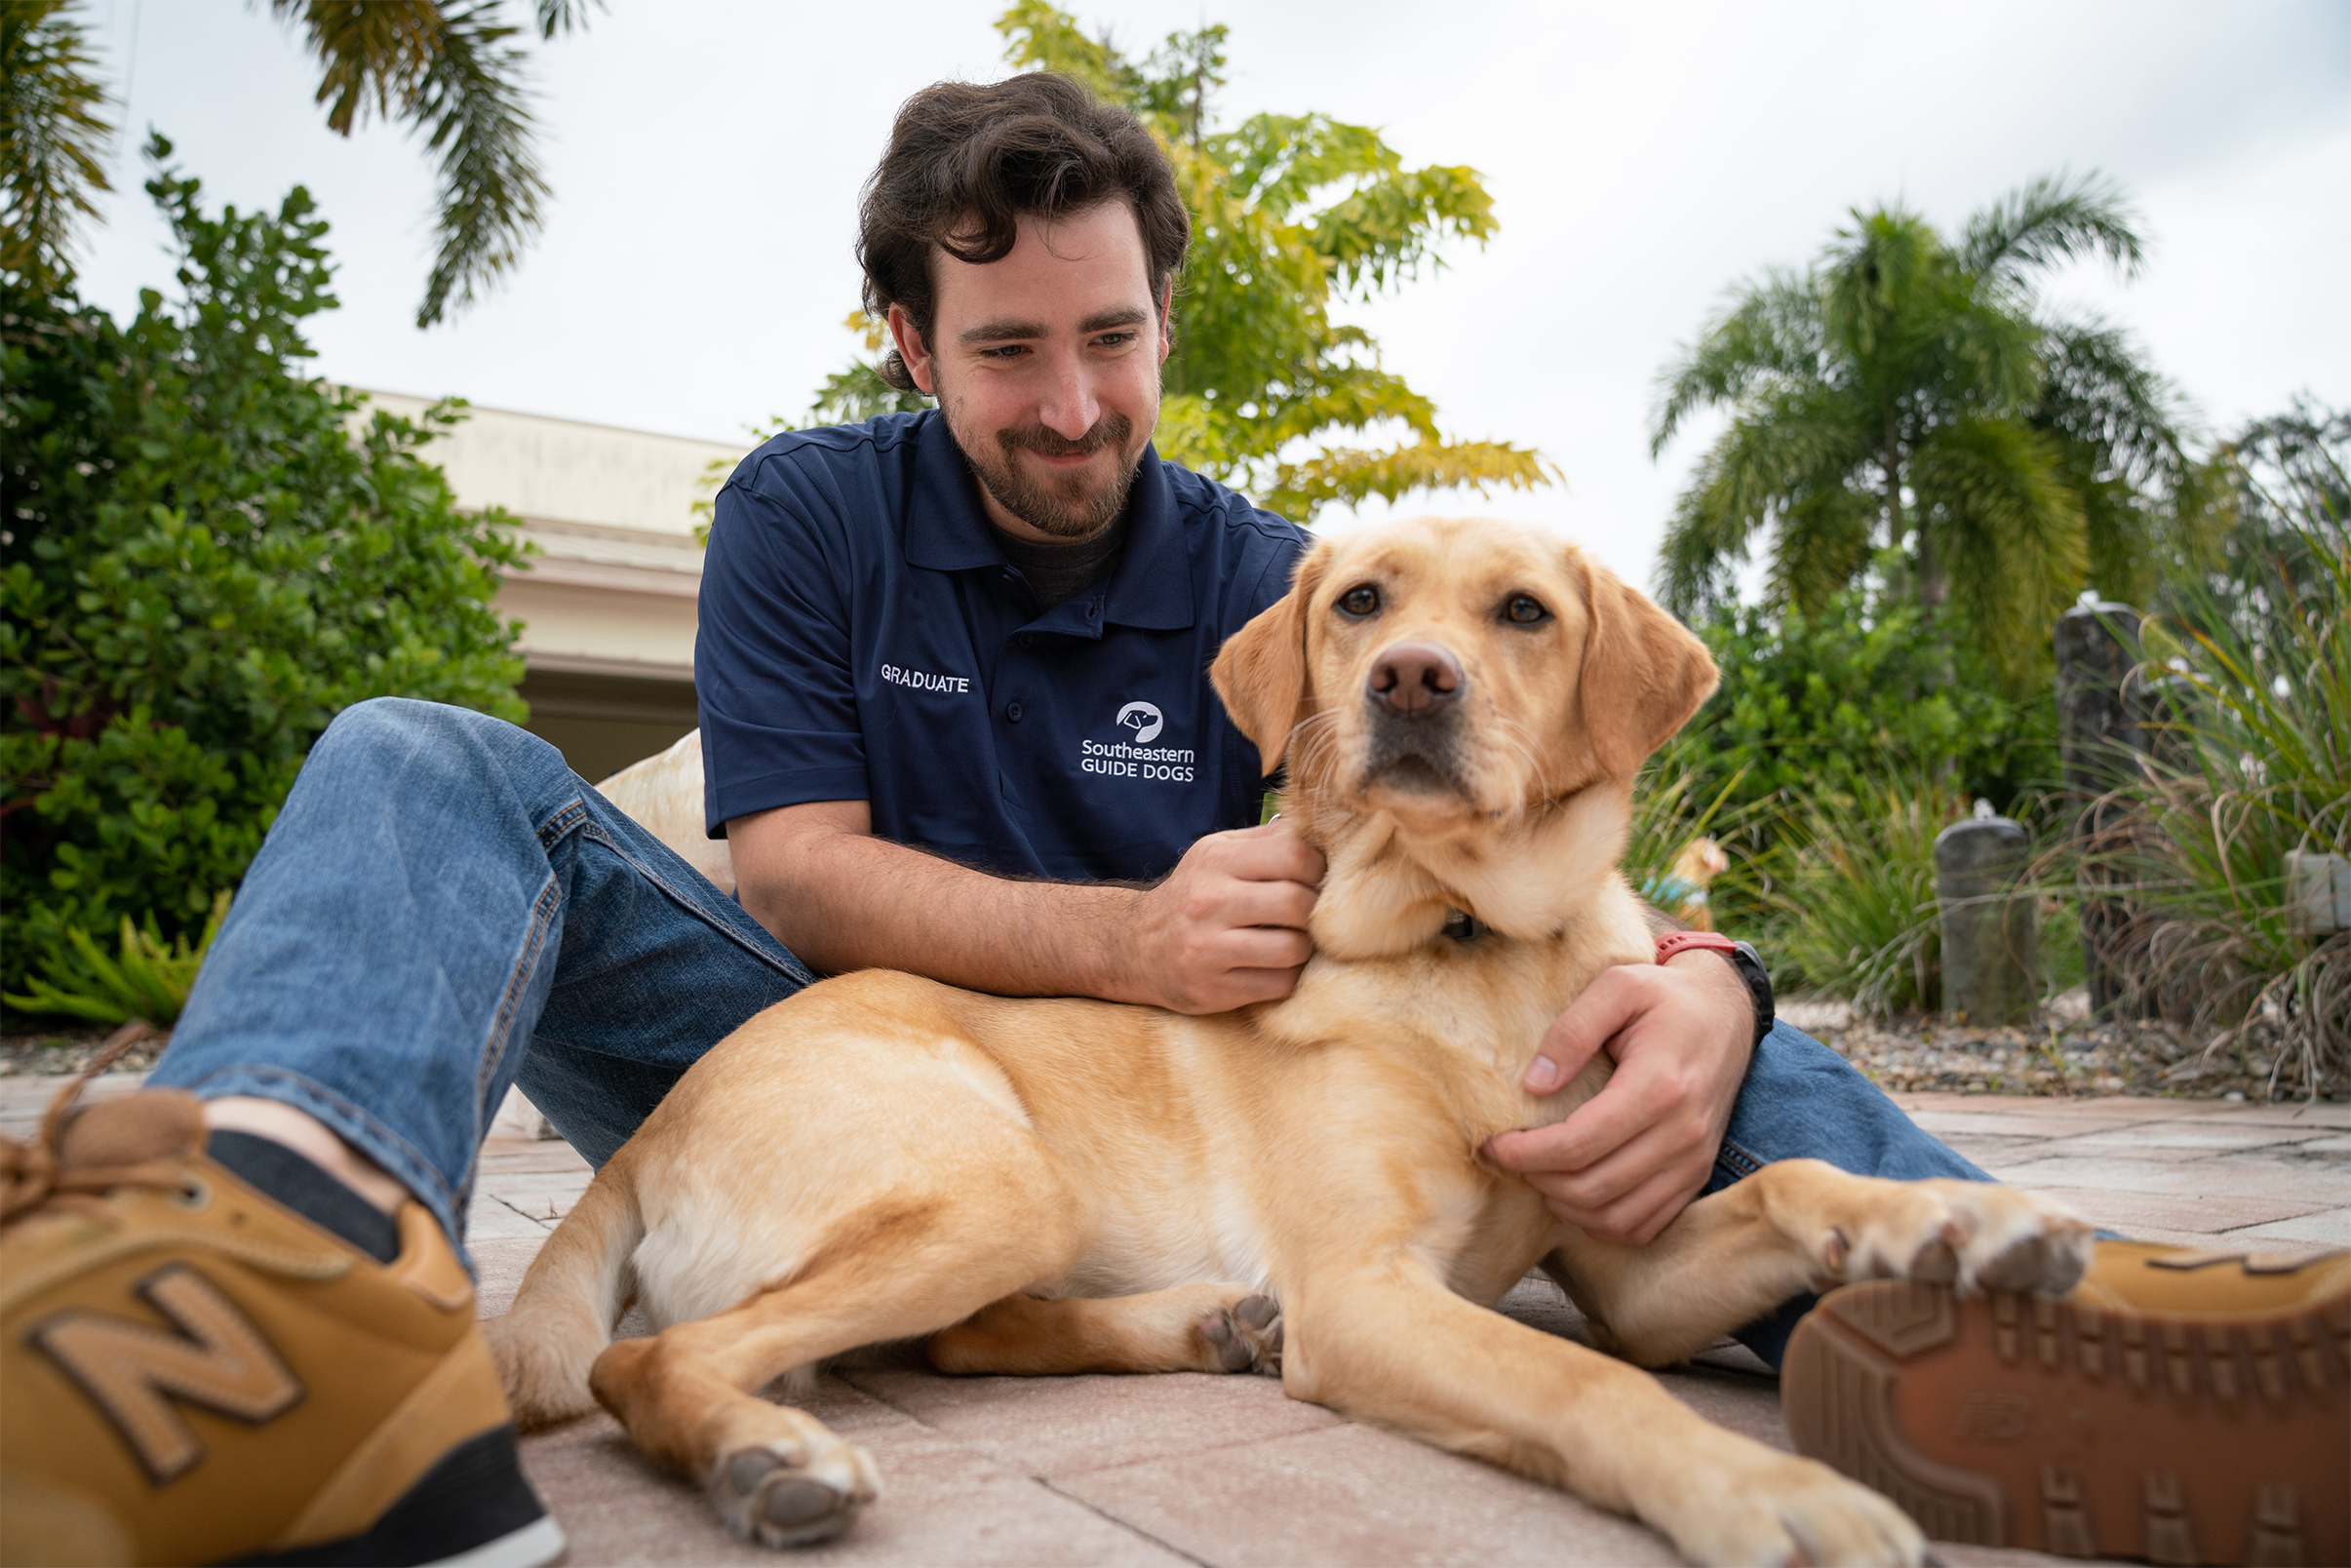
xmin=65 ymin=0 xmax=2351 ymax=594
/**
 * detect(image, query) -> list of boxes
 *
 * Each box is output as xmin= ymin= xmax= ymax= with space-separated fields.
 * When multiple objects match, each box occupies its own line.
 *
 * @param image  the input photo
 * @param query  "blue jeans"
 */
xmin=154 ymin=699 xmax=1985 ymax=1369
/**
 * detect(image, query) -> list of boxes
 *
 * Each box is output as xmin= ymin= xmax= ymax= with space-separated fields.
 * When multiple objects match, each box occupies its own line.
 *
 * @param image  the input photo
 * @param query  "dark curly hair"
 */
xmin=859 ymin=73 xmax=1191 ymax=393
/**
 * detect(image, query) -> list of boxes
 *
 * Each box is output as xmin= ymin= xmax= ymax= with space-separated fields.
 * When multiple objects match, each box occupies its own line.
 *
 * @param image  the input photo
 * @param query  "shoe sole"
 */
xmin=1783 ymin=1279 xmax=2350 ymax=1564
xmin=224 ymin=1427 xmax=565 ymax=1568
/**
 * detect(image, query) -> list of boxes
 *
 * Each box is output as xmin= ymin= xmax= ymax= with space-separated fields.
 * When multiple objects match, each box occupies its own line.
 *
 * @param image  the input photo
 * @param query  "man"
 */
xmin=4 ymin=71 xmax=2326 ymax=1568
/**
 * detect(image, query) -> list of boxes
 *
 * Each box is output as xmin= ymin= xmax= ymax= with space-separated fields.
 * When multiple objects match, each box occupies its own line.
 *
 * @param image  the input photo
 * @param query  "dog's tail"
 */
xmin=482 ymin=1164 xmax=644 ymax=1430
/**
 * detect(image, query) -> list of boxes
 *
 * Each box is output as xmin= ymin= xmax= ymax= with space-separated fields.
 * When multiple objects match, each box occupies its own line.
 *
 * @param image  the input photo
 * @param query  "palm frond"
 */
xmin=1960 ymin=170 xmax=2144 ymax=295
xmin=412 ymin=1 xmax=550 ymax=328
xmin=0 ymin=0 xmax=116 ymax=289
xmin=1658 ymin=382 xmax=1875 ymax=617
xmin=1769 ymin=484 xmax=1878 ymax=616
xmin=533 ymin=0 xmax=602 ymax=37
xmin=1914 ymin=416 xmax=2088 ymax=682
xmin=1822 ymin=207 xmax=1947 ymax=369
xmin=271 ymin=0 xmax=442 ymax=135
xmin=1650 ymin=267 xmax=1822 ymax=453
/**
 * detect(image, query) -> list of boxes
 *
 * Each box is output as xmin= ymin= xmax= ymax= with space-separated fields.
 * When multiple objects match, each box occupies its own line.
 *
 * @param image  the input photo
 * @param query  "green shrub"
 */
xmin=2119 ymin=406 xmax=2348 ymax=1086
xmin=1 ymin=137 xmax=529 ymax=999
xmin=4 ymin=890 xmax=231 ymax=1027
xmin=1679 ymin=582 xmax=2057 ymax=825
xmin=1764 ymin=767 xmax=1966 ymax=1013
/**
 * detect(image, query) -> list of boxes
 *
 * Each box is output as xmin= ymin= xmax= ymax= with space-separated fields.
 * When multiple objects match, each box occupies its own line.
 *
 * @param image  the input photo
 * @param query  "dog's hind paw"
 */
xmin=1195 ymin=1293 xmax=1282 ymax=1375
xmin=709 ymin=1435 xmax=880 ymax=1548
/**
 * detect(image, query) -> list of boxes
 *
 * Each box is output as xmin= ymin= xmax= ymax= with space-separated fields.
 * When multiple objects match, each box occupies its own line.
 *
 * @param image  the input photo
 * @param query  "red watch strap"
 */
xmin=1655 ymin=930 xmax=1739 ymax=964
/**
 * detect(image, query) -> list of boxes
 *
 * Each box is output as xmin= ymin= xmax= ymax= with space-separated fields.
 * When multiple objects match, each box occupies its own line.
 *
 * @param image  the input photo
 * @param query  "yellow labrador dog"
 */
xmin=489 ymin=517 xmax=2092 ymax=1565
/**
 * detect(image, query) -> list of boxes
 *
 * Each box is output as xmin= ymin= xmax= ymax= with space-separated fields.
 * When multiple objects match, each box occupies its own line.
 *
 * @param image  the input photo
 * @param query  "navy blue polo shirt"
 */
xmin=696 ymin=411 xmax=1309 ymax=882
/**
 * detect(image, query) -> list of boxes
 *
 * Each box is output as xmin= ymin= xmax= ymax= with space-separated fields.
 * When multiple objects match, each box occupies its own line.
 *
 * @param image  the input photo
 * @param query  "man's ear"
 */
xmin=886 ymin=303 xmax=937 ymax=396
xmin=1573 ymin=549 xmax=1720 ymax=779
xmin=1211 ymin=542 xmax=1329 ymax=778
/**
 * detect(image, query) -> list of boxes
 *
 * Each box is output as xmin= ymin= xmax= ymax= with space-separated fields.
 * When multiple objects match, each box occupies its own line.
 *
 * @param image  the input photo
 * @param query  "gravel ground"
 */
xmin=0 ymin=1023 xmax=169 ymax=1078
xmin=1783 ymin=991 xmax=2349 ymax=1103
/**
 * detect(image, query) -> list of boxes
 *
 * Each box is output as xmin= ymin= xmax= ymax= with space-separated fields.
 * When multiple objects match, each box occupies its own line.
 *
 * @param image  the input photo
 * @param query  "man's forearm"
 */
xmin=733 ymin=813 xmax=1137 ymax=999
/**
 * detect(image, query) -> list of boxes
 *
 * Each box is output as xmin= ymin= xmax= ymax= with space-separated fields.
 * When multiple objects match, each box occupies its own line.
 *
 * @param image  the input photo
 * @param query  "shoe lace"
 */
xmin=0 ymin=1023 xmax=191 ymax=1229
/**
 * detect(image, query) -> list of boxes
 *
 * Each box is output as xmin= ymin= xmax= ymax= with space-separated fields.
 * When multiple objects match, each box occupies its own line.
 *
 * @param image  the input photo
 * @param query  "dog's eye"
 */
xmin=1338 ymin=584 xmax=1381 ymax=618
xmin=1504 ymin=594 xmax=1549 ymax=625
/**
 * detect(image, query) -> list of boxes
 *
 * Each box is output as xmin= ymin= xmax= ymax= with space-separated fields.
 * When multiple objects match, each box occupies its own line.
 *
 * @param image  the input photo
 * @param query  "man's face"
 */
xmin=889 ymin=201 xmax=1169 ymax=544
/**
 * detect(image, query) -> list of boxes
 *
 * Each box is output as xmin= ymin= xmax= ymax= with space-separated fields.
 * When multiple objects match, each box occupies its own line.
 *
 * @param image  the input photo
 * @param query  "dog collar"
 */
xmin=1442 ymin=908 xmax=1485 ymax=942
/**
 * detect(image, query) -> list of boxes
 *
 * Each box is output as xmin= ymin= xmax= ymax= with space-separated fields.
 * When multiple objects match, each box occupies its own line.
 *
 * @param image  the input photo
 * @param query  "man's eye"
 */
xmin=1338 ymin=584 xmax=1380 ymax=617
xmin=1504 ymin=594 xmax=1548 ymax=625
xmin=1094 ymin=332 xmax=1137 ymax=348
xmin=980 ymin=345 xmax=1027 ymax=360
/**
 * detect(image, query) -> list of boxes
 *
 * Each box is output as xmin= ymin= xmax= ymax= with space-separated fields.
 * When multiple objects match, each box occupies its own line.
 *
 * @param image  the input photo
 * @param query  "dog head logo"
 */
xmin=1116 ymin=701 xmax=1163 ymax=745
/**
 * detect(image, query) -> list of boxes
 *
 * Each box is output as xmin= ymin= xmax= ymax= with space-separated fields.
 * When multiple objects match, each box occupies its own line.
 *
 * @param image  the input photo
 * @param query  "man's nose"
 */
xmin=1367 ymin=643 xmax=1465 ymax=715
xmin=1037 ymin=350 xmax=1100 ymax=440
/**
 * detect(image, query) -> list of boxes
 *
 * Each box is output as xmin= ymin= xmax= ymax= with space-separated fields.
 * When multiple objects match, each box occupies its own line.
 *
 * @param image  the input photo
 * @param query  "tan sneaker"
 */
xmin=1 ymin=1077 xmax=565 ymax=1567
xmin=1784 ymin=1239 xmax=2351 ymax=1565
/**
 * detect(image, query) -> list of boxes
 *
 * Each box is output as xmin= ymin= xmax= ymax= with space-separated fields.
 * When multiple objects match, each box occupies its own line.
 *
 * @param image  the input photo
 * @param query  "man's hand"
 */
xmin=1483 ymin=953 xmax=1755 ymax=1244
xmin=1112 ymin=821 xmax=1325 ymax=1013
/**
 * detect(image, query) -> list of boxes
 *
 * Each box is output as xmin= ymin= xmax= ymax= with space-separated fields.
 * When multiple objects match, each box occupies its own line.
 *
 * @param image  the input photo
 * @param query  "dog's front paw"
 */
xmin=708 ymin=1435 xmax=880 ymax=1548
xmin=1669 ymin=1444 xmax=1926 ymax=1567
xmin=1195 ymin=1292 xmax=1282 ymax=1375
xmin=1817 ymin=1181 xmax=2093 ymax=1299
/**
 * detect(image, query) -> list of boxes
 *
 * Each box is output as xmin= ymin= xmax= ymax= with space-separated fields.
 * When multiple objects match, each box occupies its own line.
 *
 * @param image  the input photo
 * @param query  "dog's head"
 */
xmin=1211 ymin=517 xmax=1717 ymax=950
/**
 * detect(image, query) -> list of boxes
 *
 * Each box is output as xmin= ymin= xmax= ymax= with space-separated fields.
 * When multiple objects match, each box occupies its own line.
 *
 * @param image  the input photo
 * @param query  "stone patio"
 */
xmin=7 ymin=1075 xmax=2346 ymax=1566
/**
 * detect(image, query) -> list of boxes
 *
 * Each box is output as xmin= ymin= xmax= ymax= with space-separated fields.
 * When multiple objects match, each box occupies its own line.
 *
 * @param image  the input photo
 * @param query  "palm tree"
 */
xmin=1 ymin=0 xmax=593 ymax=327
xmin=1 ymin=1 xmax=115 ymax=292
xmin=1651 ymin=175 xmax=2191 ymax=685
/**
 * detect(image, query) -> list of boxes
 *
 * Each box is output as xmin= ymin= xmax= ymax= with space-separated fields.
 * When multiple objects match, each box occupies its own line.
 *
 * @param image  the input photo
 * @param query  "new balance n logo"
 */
xmin=27 ymin=1264 xmax=305 ymax=1482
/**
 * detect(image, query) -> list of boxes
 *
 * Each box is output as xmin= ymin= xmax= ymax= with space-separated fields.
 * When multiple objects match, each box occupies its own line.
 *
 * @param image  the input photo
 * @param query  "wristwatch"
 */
xmin=1654 ymin=930 xmax=1774 ymax=1050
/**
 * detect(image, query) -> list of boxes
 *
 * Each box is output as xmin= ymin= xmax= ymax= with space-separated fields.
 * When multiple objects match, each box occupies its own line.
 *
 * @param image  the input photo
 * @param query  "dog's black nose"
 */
xmin=1368 ymin=643 xmax=1464 ymax=716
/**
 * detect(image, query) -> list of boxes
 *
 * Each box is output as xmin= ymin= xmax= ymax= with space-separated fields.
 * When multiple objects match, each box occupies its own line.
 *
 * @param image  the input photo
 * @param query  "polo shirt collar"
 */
xmin=902 ymin=412 xmax=1196 ymax=632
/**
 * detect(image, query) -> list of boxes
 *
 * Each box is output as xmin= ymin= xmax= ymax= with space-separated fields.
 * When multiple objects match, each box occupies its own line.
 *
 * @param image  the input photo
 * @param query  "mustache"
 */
xmin=997 ymin=412 xmax=1133 ymax=459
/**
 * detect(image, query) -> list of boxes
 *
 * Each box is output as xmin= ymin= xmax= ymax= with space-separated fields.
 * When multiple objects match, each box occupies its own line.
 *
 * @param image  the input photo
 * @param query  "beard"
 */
xmin=949 ymin=406 xmax=1142 ymax=540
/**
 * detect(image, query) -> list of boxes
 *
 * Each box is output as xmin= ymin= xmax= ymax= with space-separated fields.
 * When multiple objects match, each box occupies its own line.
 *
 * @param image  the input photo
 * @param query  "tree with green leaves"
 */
xmin=0 ymin=0 xmax=595 ymax=327
xmin=1651 ymin=176 xmax=2196 ymax=685
xmin=1 ymin=0 xmax=116 ymax=294
xmin=780 ymin=3 xmax=1548 ymax=526
xmin=1 ymin=138 xmax=529 ymax=999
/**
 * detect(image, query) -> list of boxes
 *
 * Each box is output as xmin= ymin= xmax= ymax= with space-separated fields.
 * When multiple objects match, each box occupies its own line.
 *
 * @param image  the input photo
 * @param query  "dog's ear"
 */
xmin=1212 ymin=541 xmax=1331 ymax=778
xmin=1573 ymin=549 xmax=1719 ymax=778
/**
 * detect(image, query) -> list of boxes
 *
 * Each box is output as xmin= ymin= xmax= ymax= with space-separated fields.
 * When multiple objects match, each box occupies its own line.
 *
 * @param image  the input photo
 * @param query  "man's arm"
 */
xmin=728 ymin=801 xmax=1325 ymax=1014
xmin=1483 ymin=952 xmax=1756 ymax=1244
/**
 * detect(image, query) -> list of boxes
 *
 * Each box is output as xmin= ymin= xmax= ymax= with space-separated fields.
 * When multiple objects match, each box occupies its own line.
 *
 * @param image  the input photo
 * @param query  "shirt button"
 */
xmin=1006 ymin=701 xmax=1024 ymax=723
xmin=1017 ymin=633 xmax=1034 ymax=649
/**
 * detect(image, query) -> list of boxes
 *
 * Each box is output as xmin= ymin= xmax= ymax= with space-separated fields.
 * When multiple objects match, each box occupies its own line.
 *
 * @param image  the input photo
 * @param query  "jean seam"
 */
xmin=535 ymin=799 xmax=589 ymax=847
xmin=1716 ymin=1137 xmax=1766 ymax=1179
xmin=570 ymin=820 xmax=816 ymax=989
xmin=476 ymin=874 xmax=564 ymax=1108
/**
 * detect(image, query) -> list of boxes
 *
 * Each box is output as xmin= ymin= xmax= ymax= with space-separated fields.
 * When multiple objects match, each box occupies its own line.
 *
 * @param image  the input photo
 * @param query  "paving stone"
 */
xmin=2040 ymin=1122 xmax=2339 ymax=1153
xmin=464 ymin=1194 xmax=555 ymax=1242
xmin=2071 ymin=1223 xmax=2337 ymax=1261
xmin=2012 ymin=1186 xmax=2330 ymax=1236
xmin=520 ymin=1377 xmax=1186 ymax=1566
xmin=1990 ymin=1155 xmax=2351 ymax=1207
xmin=1907 ymin=1110 xmax=2153 ymax=1141
xmin=839 ymin=1365 xmax=1343 ymax=1479
xmin=2289 ymin=1134 xmax=2351 ymax=1154
xmin=472 ymin=1235 xmax=550 ymax=1316
xmin=1053 ymin=1419 xmax=1678 ymax=1567
xmin=2227 ymin=1207 xmax=2351 ymax=1246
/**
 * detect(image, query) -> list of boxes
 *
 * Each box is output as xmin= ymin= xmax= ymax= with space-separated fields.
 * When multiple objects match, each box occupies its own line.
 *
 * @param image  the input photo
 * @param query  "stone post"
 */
xmin=2056 ymin=602 xmax=2143 ymax=1015
xmin=1936 ymin=815 xmax=2037 ymax=1026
